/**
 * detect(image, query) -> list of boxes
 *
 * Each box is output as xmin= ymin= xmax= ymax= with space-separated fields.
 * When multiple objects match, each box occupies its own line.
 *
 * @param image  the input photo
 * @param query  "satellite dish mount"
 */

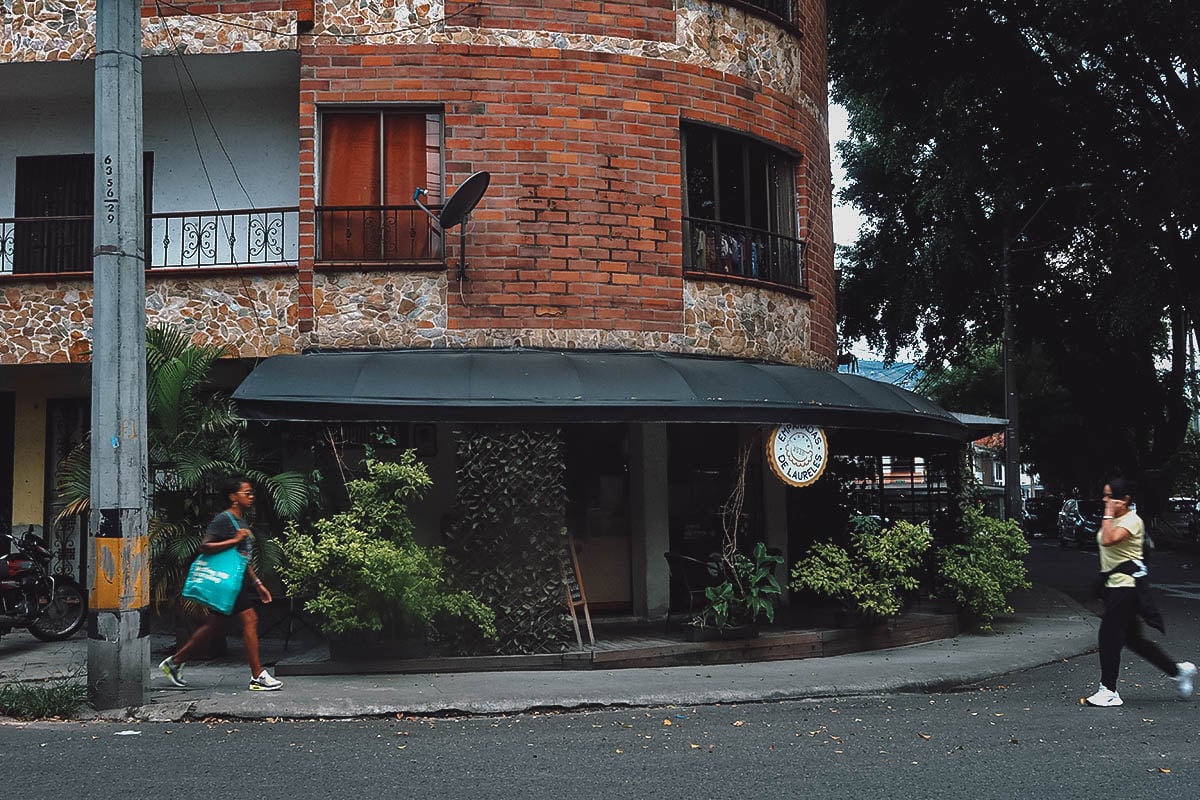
xmin=414 ymin=170 xmax=491 ymax=281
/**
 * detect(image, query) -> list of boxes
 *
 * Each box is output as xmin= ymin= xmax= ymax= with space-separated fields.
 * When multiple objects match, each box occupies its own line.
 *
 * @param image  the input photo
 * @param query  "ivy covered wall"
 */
xmin=446 ymin=425 xmax=572 ymax=654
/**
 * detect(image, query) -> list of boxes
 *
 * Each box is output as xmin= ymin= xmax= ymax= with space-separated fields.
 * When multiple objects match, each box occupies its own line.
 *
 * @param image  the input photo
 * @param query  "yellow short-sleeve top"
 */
xmin=1098 ymin=510 xmax=1143 ymax=588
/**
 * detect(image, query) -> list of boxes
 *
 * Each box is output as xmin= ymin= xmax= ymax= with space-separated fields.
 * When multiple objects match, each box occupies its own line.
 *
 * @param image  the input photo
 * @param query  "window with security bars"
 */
xmin=681 ymin=123 xmax=803 ymax=290
xmin=6 ymin=153 xmax=153 ymax=275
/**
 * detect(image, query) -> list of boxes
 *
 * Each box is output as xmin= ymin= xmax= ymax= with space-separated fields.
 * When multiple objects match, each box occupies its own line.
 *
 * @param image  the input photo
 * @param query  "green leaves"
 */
xmin=696 ymin=542 xmax=785 ymax=629
xmin=790 ymin=515 xmax=932 ymax=620
xmin=53 ymin=322 xmax=317 ymax=616
xmin=280 ymin=455 xmax=495 ymax=640
xmin=831 ymin=0 xmax=1200 ymax=490
xmin=937 ymin=507 xmax=1031 ymax=627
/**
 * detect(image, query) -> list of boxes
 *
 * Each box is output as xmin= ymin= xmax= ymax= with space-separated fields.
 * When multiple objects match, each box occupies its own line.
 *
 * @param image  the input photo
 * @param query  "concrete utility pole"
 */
xmin=89 ymin=0 xmax=149 ymax=709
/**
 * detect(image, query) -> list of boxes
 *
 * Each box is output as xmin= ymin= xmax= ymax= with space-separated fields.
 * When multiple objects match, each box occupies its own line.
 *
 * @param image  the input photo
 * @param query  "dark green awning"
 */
xmin=232 ymin=348 xmax=970 ymax=447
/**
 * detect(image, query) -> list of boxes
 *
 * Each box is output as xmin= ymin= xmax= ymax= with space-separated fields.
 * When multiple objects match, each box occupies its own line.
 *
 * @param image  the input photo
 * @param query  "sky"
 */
xmin=828 ymin=103 xmax=864 ymax=249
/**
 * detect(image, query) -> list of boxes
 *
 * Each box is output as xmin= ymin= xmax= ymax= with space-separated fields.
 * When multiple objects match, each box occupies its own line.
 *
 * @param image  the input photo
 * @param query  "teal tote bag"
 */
xmin=181 ymin=517 xmax=249 ymax=614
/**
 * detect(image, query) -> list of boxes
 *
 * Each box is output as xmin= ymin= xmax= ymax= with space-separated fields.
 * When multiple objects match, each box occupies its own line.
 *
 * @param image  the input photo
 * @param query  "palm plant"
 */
xmin=55 ymin=323 xmax=311 ymax=612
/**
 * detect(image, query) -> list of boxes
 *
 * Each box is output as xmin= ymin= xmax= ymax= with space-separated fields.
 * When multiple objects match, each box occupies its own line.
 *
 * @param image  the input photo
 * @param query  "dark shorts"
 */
xmin=224 ymin=581 xmax=259 ymax=617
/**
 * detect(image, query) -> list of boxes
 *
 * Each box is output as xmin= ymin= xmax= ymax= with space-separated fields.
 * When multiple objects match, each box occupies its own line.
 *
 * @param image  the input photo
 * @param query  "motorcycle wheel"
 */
xmin=29 ymin=577 xmax=88 ymax=642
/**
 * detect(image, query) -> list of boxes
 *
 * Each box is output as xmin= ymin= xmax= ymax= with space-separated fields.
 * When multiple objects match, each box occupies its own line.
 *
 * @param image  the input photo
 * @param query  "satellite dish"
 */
xmin=413 ymin=171 xmax=490 ymax=280
xmin=413 ymin=171 xmax=490 ymax=232
xmin=438 ymin=171 xmax=490 ymax=229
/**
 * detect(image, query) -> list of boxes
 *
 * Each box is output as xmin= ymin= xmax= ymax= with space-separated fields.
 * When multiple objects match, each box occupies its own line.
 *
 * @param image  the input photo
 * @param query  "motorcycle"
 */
xmin=0 ymin=529 xmax=87 ymax=642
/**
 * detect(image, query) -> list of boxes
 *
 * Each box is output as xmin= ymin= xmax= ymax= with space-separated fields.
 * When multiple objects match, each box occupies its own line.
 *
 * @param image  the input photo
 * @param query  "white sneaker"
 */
xmin=1175 ymin=662 xmax=1197 ymax=699
xmin=249 ymin=670 xmax=283 ymax=691
xmin=1085 ymin=686 xmax=1123 ymax=707
xmin=158 ymin=657 xmax=187 ymax=687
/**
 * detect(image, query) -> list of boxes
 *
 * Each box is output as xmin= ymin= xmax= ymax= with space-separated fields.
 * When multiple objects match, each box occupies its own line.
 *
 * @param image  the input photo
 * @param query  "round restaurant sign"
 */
xmin=767 ymin=424 xmax=829 ymax=487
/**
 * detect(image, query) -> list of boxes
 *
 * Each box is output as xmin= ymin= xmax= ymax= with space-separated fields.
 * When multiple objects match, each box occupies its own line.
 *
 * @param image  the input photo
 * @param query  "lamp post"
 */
xmin=1002 ymin=184 xmax=1091 ymax=521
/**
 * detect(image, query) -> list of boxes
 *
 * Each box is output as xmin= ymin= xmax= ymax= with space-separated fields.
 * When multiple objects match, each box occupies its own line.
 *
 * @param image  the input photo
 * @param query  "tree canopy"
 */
xmin=830 ymin=0 xmax=1200 ymax=495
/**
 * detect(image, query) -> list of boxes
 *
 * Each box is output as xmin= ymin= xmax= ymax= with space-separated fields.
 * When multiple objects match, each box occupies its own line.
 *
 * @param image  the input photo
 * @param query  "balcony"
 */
xmin=0 ymin=205 xmax=455 ymax=274
xmin=683 ymin=217 xmax=806 ymax=292
xmin=316 ymin=205 xmax=444 ymax=264
xmin=150 ymin=207 xmax=300 ymax=269
xmin=0 ymin=208 xmax=300 ymax=275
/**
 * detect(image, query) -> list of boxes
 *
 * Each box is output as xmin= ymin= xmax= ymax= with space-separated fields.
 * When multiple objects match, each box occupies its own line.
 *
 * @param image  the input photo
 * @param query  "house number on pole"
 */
xmin=767 ymin=424 xmax=829 ymax=488
xmin=104 ymin=154 xmax=117 ymax=224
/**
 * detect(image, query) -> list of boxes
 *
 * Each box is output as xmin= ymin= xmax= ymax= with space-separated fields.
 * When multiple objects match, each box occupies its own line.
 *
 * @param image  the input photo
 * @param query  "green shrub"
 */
xmin=280 ymin=454 xmax=495 ymax=641
xmin=0 ymin=676 xmax=87 ymax=720
xmin=790 ymin=515 xmax=932 ymax=619
xmin=938 ymin=506 xmax=1031 ymax=627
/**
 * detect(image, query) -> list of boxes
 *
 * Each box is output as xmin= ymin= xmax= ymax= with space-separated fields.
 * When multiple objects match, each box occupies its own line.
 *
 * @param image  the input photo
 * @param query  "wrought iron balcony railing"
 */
xmin=316 ymin=204 xmax=444 ymax=263
xmin=150 ymin=207 xmax=299 ymax=269
xmin=0 ymin=208 xmax=300 ymax=274
xmin=683 ymin=217 xmax=806 ymax=291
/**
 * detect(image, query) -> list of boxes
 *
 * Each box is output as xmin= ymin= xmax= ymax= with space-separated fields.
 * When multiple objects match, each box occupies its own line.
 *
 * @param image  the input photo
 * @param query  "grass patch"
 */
xmin=0 ymin=676 xmax=88 ymax=720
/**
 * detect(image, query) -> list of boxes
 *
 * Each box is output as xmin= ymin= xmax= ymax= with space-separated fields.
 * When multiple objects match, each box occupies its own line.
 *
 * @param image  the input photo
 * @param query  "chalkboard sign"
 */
xmin=562 ymin=530 xmax=594 ymax=649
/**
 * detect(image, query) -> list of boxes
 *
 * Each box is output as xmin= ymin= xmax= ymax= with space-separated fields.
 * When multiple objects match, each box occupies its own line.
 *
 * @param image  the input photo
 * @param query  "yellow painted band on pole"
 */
xmin=91 ymin=536 xmax=150 ymax=610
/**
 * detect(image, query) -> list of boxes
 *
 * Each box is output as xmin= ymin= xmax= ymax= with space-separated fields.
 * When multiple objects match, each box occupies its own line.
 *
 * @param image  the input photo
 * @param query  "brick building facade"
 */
xmin=1 ymin=1 xmax=963 ymax=622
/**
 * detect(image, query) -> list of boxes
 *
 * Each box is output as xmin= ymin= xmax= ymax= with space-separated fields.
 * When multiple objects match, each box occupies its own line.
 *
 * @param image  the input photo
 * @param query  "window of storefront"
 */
xmin=565 ymin=424 xmax=632 ymax=613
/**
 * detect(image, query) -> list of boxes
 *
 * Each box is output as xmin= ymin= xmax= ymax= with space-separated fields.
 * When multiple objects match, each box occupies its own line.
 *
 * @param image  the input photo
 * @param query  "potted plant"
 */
xmin=690 ymin=440 xmax=785 ymax=638
xmin=690 ymin=541 xmax=785 ymax=638
xmin=279 ymin=454 xmax=495 ymax=658
xmin=789 ymin=515 xmax=932 ymax=624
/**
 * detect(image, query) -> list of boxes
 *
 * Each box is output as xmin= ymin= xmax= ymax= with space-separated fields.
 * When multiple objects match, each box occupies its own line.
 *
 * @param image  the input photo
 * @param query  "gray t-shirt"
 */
xmin=204 ymin=510 xmax=254 ymax=574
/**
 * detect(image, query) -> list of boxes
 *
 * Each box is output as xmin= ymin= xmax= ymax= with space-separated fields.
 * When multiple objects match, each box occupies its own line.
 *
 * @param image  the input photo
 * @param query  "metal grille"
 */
xmin=683 ymin=217 xmax=805 ymax=290
xmin=316 ymin=205 xmax=444 ymax=263
xmin=740 ymin=0 xmax=793 ymax=23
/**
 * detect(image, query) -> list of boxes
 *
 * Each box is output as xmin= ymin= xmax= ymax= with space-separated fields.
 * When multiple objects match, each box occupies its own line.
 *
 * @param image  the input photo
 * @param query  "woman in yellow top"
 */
xmin=1086 ymin=477 xmax=1196 ymax=707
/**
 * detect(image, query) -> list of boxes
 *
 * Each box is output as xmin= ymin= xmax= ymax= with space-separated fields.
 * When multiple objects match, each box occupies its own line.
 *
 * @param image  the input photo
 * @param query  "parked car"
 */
xmin=1057 ymin=499 xmax=1104 ymax=548
xmin=1022 ymin=496 xmax=1062 ymax=538
xmin=1149 ymin=497 xmax=1199 ymax=548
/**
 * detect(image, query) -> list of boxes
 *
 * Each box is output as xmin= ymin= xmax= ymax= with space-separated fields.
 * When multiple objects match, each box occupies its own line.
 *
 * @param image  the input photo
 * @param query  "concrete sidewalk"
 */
xmin=0 ymin=584 xmax=1099 ymax=722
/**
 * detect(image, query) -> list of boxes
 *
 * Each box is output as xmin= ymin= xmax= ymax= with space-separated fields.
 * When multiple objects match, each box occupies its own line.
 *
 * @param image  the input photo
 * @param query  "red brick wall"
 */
xmin=297 ymin=11 xmax=834 ymax=361
xmin=444 ymin=0 xmax=675 ymax=41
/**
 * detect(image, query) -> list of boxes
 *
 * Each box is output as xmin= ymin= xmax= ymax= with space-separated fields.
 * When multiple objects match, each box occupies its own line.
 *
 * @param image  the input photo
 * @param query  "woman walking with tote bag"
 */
xmin=159 ymin=476 xmax=283 ymax=691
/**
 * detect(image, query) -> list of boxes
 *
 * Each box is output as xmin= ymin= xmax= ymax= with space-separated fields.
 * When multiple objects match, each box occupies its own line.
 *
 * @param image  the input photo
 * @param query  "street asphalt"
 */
xmin=0 ymin=582 xmax=1100 ymax=722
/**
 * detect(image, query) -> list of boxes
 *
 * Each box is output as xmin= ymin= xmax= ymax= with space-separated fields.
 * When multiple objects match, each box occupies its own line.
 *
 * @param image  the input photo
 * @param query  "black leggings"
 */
xmin=1099 ymin=587 xmax=1177 ymax=691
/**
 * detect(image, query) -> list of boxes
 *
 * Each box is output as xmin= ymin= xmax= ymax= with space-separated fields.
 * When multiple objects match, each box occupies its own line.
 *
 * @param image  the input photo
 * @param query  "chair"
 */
xmin=664 ymin=551 xmax=721 ymax=627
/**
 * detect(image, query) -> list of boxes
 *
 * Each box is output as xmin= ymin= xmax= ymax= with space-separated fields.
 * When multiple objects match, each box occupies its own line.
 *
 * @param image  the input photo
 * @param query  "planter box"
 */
xmin=329 ymin=634 xmax=432 ymax=661
xmin=685 ymin=623 xmax=759 ymax=642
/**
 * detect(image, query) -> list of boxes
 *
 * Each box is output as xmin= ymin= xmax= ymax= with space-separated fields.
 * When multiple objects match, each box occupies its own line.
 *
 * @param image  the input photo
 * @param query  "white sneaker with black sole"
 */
xmin=249 ymin=670 xmax=283 ymax=691
xmin=1085 ymin=686 xmax=1123 ymax=707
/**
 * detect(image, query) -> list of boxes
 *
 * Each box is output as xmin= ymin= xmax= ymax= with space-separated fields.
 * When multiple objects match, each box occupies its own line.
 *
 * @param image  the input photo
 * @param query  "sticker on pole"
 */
xmin=767 ymin=424 xmax=829 ymax=488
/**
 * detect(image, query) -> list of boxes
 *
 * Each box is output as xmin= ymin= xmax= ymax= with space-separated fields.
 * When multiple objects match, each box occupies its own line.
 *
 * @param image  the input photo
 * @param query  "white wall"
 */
xmin=0 ymin=51 xmax=298 ymax=217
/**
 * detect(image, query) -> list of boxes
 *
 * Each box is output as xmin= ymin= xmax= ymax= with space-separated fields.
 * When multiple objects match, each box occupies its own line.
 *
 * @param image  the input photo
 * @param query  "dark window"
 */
xmin=10 ymin=153 xmax=153 ymax=275
xmin=318 ymin=110 xmax=444 ymax=263
xmin=740 ymin=1 xmax=793 ymax=24
xmin=681 ymin=123 xmax=803 ymax=289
